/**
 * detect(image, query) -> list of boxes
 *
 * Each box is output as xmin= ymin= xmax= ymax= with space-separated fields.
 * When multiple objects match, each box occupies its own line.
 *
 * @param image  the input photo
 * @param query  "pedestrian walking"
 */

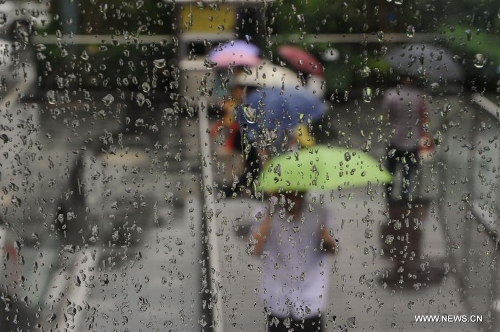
xmin=379 ymin=77 xmax=446 ymax=286
xmin=249 ymin=190 xmax=337 ymax=332
xmin=382 ymin=76 xmax=429 ymax=202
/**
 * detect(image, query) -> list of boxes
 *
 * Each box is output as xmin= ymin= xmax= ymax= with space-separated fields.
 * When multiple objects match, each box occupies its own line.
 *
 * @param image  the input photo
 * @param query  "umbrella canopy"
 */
xmin=277 ymin=45 xmax=324 ymax=77
xmin=208 ymin=40 xmax=262 ymax=68
xmin=234 ymin=86 xmax=328 ymax=153
xmin=233 ymin=62 xmax=300 ymax=88
xmin=255 ymin=145 xmax=391 ymax=193
xmin=384 ymin=43 xmax=464 ymax=83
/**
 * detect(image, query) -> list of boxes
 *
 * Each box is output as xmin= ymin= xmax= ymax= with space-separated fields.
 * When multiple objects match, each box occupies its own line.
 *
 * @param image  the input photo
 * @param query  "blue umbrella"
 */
xmin=235 ymin=86 xmax=328 ymax=152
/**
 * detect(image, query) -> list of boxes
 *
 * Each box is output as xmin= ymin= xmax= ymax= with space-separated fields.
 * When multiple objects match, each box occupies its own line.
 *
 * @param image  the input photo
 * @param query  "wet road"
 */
xmin=2 ymin=87 xmax=497 ymax=331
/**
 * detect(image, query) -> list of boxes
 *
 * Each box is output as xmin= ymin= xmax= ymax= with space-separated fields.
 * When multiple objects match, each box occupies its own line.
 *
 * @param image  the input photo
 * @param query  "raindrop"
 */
xmin=362 ymin=87 xmax=372 ymax=103
xmin=243 ymin=65 xmax=252 ymax=75
xmin=394 ymin=0 xmax=403 ymax=4
xmin=46 ymin=313 xmax=56 ymax=322
xmin=136 ymin=93 xmax=146 ymax=106
xmin=430 ymin=82 xmax=439 ymax=92
xmin=0 ymin=12 xmax=6 ymax=27
xmin=46 ymin=90 xmax=56 ymax=104
xmin=36 ymin=44 xmax=46 ymax=52
xmin=465 ymin=30 xmax=472 ymax=41
xmin=360 ymin=66 xmax=371 ymax=78
xmin=203 ymin=58 xmax=217 ymax=69
xmin=153 ymin=59 xmax=166 ymax=69
xmin=417 ymin=66 xmax=427 ymax=80
xmin=385 ymin=234 xmax=394 ymax=244
xmin=242 ymin=104 xmax=257 ymax=124
xmin=64 ymin=245 xmax=76 ymax=253
xmin=102 ymin=94 xmax=114 ymax=106
xmin=380 ymin=46 xmax=388 ymax=55
xmin=346 ymin=317 xmax=357 ymax=328
xmin=406 ymin=25 xmax=415 ymax=38
xmin=377 ymin=31 xmax=384 ymax=42
xmin=473 ymin=54 xmax=486 ymax=68
xmin=141 ymin=82 xmax=151 ymax=93
xmin=364 ymin=228 xmax=373 ymax=239
xmin=136 ymin=0 xmax=144 ymax=9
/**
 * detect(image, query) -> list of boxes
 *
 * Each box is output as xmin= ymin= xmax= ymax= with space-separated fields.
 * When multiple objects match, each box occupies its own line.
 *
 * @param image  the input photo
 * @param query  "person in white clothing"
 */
xmin=249 ymin=191 xmax=337 ymax=332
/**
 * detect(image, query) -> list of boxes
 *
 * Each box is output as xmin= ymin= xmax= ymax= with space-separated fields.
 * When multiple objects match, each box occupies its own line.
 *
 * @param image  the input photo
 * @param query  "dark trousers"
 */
xmin=267 ymin=314 xmax=323 ymax=332
xmin=224 ymin=129 xmax=261 ymax=195
xmin=386 ymin=145 xmax=419 ymax=201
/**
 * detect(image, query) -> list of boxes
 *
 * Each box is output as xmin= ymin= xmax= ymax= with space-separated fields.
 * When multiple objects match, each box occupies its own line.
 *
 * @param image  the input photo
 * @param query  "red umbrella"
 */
xmin=277 ymin=45 xmax=324 ymax=77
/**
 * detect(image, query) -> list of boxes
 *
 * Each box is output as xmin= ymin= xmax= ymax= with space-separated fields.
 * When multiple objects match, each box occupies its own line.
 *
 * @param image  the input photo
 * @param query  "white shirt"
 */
xmin=252 ymin=202 xmax=334 ymax=319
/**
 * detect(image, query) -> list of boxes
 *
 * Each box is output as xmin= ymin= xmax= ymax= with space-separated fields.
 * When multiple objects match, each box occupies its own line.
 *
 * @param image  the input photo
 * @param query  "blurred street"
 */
xmin=3 ymin=86 xmax=496 ymax=332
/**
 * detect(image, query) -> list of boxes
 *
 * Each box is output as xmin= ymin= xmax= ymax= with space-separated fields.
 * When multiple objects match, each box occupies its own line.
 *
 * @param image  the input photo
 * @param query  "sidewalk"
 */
xmin=211 ymin=190 xmax=480 ymax=331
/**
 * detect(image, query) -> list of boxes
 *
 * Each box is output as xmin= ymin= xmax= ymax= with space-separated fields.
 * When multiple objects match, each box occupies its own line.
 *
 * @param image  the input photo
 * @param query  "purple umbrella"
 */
xmin=208 ymin=40 xmax=262 ymax=68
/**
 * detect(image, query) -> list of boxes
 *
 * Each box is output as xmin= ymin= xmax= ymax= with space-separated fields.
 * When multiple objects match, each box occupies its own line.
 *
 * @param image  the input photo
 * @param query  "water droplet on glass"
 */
xmin=0 ymin=12 xmax=6 ymax=27
xmin=360 ymin=66 xmax=371 ymax=78
xmin=430 ymin=82 xmax=439 ymax=92
xmin=46 ymin=90 xmax=56 ymax=104
xmin=380 ymin=46 xmax=388 ymax=56
xmin=203 ymin=58 xmax=217 ymax=69
xmin=406 ymin=25 xmax=415 ymax=38
xmin=242 ymin=104 xmax=257 ymax=124
xmin=141 ymin=82 xmax=151 ymax=93
xmin=136 ymin=93 xmax=146 ymax=106
xmin=36 ymin=44 xmax=46 ymax=52
xmin=81 ymin=51 xmax=89 ymax=60
xmin=364 ymin=228 xmax=373 ymax=239
xmin=243 ymin=65 xmax=252 ymax=75
xmin=153 ymin=59 xmax=166 ymax=69
xmin=385 ymin=234 xmax=394 ymax=244
xmin=465 ymin=29 xmax=472 ymax=41
xmin=377 ymin=31 xmax=384 ymax=42
xmin=136 ymin=0 xmax=144 ymax=9
xmin=362 ymin=87 xmax=372 ymax=103
xmin=394 ymin=0 xmax=403 ymax=4
xmin=102 ymin=94 xmax=114 ymax=106
xmin=346 ymin=317 xmax=357 ymax=328
xmin=473 ymin=54 xmax=486 ymax=68
xmin=417 ymin=66 xmax=427 ymax=79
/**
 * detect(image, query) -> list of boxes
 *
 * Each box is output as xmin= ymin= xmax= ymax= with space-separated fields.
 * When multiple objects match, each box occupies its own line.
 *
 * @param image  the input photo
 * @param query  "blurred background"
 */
xmin=0 ymin=0 xmax=498 ymax=331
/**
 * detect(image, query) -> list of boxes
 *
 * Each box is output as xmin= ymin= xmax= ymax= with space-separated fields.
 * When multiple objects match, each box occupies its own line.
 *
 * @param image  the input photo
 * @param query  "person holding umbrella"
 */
xmin=248 ymin=146 xmax=391 ymax=331
xmin=206 ymin=40 xmax=264 ymax=198
xmin=233 ymin=63 xmax=328 ymax=165
xmin=382 ymin=75 xmax=428 ymax=202
xmin=217 ymin=62 xmax=327 ymax=197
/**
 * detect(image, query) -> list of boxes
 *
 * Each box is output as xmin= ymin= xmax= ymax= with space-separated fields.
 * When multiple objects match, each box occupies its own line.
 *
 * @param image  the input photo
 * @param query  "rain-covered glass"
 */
xmin=0 ymin=1 xmax=498 ymax=331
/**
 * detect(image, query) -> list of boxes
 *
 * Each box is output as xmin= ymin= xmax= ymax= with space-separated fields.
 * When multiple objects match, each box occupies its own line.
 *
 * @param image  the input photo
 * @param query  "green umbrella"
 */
xmin=255 ymin=145 xmax=391 ymax=193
